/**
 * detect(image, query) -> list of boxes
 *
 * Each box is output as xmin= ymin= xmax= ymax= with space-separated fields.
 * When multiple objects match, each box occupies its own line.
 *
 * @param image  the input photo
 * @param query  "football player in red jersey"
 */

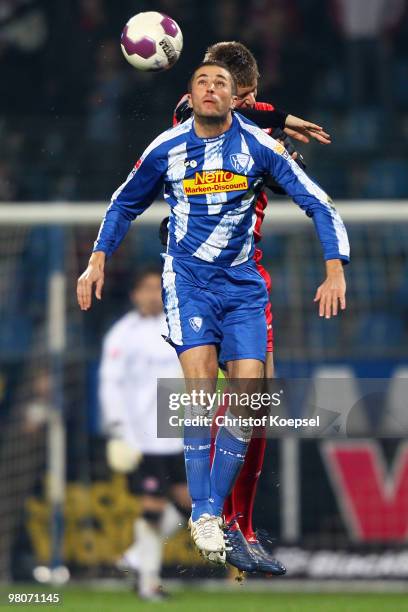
xmin=163 ymin=41 xmax=331 ymax=575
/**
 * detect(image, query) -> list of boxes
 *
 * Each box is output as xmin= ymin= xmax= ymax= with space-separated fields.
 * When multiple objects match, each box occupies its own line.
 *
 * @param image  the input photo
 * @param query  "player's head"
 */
xmin=130 ymin=266 xmax=162 ymax=317
xmin=188 ymin=61 xmax=237 ymax=122
xmin=204 ymin=42 xmax=259 ymax=109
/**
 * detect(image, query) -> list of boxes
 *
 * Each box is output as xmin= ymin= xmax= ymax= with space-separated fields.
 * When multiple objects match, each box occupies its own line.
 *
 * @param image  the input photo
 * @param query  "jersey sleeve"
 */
xmin=93 ymin=143 xmax=167 ymax=256
xmin=250 ymin=127 xmax=350 ymax=263
xmin=173 ymin=93 xmax=192 ymax=126
xmin=98 ymin=327 xmax=130 ymax=437
xmin=238 ymin=105 xmax=288 ymax=130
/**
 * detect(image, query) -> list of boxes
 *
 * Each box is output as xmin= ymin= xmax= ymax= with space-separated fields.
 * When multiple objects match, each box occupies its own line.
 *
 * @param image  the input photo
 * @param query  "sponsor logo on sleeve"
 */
xmin=273 ymin=143 xmax=290 ymax=161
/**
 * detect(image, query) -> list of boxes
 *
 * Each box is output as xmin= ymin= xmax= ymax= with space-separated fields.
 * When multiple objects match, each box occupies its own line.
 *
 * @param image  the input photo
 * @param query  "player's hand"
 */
xmin=284 ymin=114 xmax=331 ymax=145
xmin=314 ymin=260 xmax=346 ymax=318
xmin=174 ymin=94 xmax=192 ymax=124
xmin=106 ymin=438 xmax=143 ymax=473
xmin=77 ymin=251 xmax=106 ymax=310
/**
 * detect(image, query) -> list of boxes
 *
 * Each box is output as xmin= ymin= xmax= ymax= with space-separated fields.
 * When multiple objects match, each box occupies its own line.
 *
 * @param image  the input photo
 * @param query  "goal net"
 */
xmin=0 ymin=200 xmax=407 ymax=580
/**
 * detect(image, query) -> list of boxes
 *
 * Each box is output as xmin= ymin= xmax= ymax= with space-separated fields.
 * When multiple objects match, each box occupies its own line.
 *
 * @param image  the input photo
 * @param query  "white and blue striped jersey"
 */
xmin=94 ymin=113 xmax=350 ymax=267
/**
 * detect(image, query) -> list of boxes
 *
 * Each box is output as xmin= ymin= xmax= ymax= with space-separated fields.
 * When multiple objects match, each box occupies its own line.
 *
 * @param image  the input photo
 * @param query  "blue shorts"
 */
xmin=161 ymin=254 xmax=268 ymax=363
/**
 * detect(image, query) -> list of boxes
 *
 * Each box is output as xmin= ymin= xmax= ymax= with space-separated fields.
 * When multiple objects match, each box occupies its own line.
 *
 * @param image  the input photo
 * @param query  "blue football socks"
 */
xmin=184 ymin=404 xmax=212 ymax=521
xmin=210 ymin=421 xmax=251 ymax=517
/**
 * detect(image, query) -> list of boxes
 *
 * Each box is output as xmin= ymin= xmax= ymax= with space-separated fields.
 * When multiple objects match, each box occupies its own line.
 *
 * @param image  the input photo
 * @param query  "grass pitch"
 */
xmin=1 ymin=588 xmax=408 ymax=612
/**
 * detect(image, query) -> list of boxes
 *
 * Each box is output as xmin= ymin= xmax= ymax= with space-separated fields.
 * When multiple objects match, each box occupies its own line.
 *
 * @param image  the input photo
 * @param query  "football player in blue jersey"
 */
xmin=77 ymin=61 xmax=349 ymax=565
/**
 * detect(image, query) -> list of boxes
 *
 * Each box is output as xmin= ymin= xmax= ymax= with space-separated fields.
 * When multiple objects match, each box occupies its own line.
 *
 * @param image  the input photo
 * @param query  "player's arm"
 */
xmin=99 ymin=329 xmax=128 ymax=437
xmin=99 ymin=330 xmax=142 ymax=472
xmin=77 ymin=146 xmax=166 ymax=311
xmin=174 ymin=95 xmax=330 ymax=144
xmin=174 ymin=95 xmax=286 ymax=128
xmin=314 ymin=258 xmax=346 ymax=319
xmin=264 ymin=128 xmax=306 ymax=195
xmin=284 ymin=114 xmax=331 ymax=145
xmin=239 ymin=108 xmax=331 ymax=145
xmin=255 ymin=133 xmax=349 ymax=318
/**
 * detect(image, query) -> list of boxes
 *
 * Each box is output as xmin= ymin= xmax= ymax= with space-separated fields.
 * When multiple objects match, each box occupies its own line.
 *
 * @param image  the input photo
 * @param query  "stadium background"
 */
xmin=1 ymin=0 xmax=408 ymax=604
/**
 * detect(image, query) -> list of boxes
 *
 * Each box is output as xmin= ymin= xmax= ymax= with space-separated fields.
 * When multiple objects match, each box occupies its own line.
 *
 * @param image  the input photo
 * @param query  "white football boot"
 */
xmin=189 ymin=514 xmax=226 ymax=565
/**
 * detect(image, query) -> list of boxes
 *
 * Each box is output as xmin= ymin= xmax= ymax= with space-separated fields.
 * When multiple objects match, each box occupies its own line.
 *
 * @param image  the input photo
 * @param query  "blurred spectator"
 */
xmin=213 ymin=0 xmax=241 ymax=40
xmin=81 ymin=39 xmax=127 ymax=198
xmin=242 ymin=0 xmax=301 ymax=98
xmin=0 ymin=1 xmax=407 ymax=200
xmin=86 ymin=39 xmax=126 ymax=145
xmin=78 ymin=0 xmax=107 ymax=32
xmin=332 ymin=0 xmax=406 ymax=112
xmin=22 ymin=368 xmax=52 ymax=434
xmin=0 ymin=0 xmax=47 ymax=53
xmin=0 ymin=0 xmax=48 ymax=115
xmin=0 ymin=160 xmax=18 ymax=201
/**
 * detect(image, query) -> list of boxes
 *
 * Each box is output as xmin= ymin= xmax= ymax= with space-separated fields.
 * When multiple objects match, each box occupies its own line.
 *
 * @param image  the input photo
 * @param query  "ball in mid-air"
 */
xmin=121 ymin=11 xmax=183 ymax=72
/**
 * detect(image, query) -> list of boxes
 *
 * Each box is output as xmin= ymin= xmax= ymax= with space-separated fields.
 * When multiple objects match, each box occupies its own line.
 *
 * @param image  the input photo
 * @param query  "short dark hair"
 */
xmin=204 ymin=42 xmax=260 ymax=87
xmin=188 ymin=60 xmax=237 ymax=95
xmin=129 ymin=266 xmax=161 ymax=292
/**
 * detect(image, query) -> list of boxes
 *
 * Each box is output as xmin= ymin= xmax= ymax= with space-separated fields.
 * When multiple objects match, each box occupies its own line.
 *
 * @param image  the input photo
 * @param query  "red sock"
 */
xmin=231 ymin=432 xmax=266 ymax=541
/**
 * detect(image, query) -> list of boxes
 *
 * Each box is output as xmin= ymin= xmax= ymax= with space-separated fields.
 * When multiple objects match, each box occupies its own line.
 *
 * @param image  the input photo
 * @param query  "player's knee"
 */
xmin=226 ymin=358 xmax=264 ymax=379
xmin=142 ymin=509 xmax=164 ymax=528
xmin=179 ymin=345 xmax=218 ymax=378
xmin=141 ymin=495 xmax=166 ymax=527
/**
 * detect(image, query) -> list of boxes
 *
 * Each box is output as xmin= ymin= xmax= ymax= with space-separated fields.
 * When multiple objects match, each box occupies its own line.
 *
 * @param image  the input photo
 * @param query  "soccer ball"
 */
xmin=120 ymin=11 xmax=183 ymax=72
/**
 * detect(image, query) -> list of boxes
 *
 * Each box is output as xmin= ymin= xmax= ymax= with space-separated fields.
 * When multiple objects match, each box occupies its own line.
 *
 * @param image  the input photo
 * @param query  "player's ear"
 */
xmin=231 ymin=95 xmax=237 ymax=110
xmin=186 ymin=93 xmax=192 ymax=108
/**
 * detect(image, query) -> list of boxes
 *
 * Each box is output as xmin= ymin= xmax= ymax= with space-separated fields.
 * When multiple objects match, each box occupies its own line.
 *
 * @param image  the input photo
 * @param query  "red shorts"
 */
xmin=255 ymin=252 xmax=273 ymax=353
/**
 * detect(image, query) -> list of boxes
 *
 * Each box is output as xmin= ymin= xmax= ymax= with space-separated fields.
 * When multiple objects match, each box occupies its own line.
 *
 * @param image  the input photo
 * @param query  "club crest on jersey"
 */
xmin=189 ymin=316 xmax=202 ymax=333
xmin=230 ymin=153 xmax=250 ymax=173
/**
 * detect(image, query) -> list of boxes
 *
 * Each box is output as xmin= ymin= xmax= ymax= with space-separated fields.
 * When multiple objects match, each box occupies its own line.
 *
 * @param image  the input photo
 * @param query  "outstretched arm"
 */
xmin=251 ymin=128 xmax=349 ymax=318
xmin=284 ymin=114 xmax=331 ymax=145
xmin=238 ymin=108 xmax=331 ymax=144
xmin=174 ymin=96 xmax=331 ymax=144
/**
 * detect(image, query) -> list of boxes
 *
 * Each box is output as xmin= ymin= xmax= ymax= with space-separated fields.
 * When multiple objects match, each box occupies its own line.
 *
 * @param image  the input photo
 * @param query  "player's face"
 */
xmin=131 ymin=274 xmax=163 ymax=317
xmin=234 ymin=82 xmax=258 ymax=109
xmin=189 ymin=66 xmax=236 ymax=119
